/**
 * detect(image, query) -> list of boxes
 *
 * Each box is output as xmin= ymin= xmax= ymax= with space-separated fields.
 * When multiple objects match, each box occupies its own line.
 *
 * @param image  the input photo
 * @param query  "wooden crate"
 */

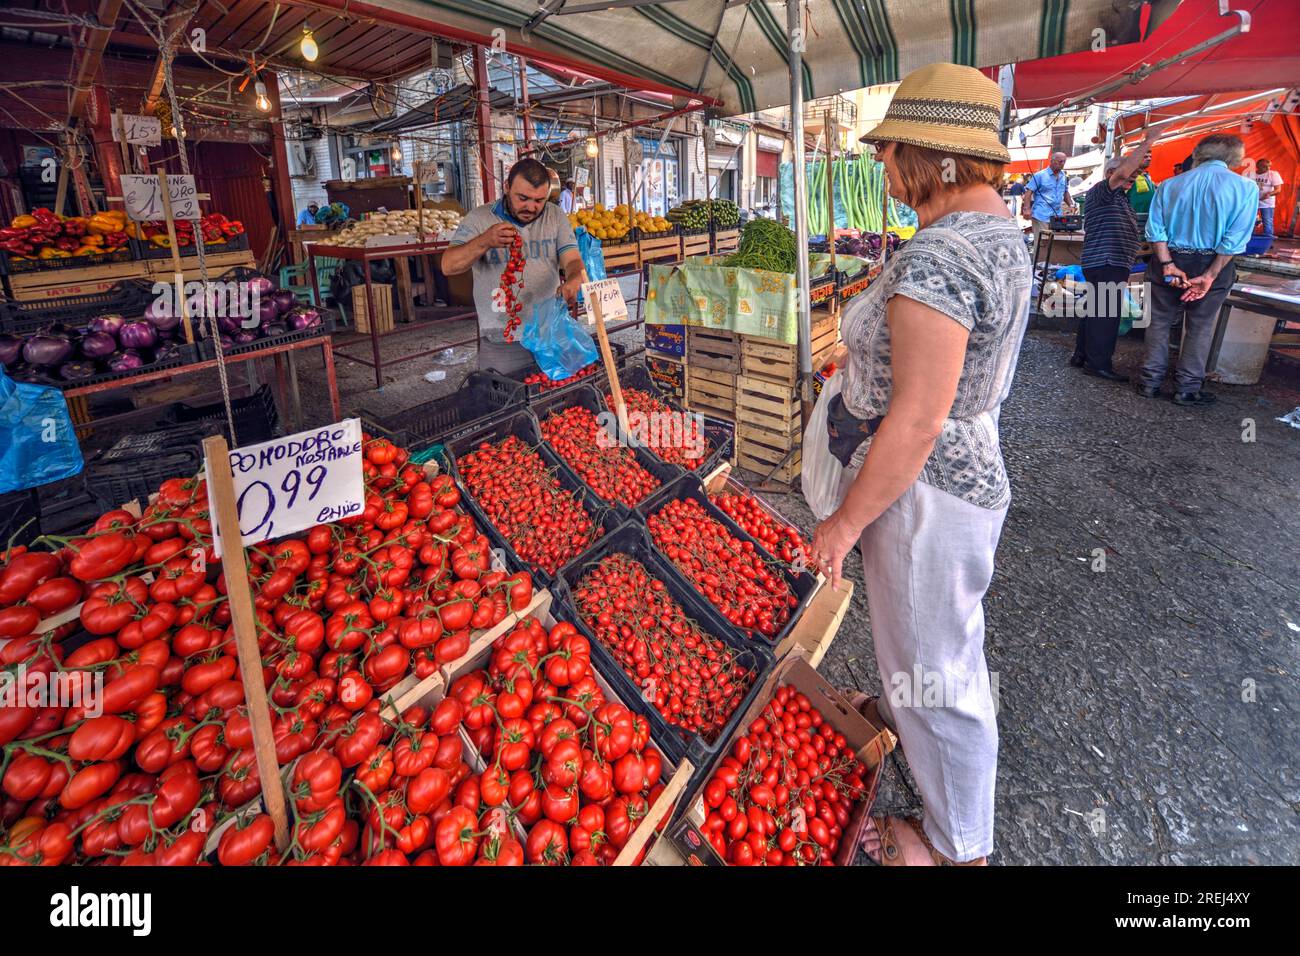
xmin=638 ymin=233 xmax=681 ymax=264
xmin=352 ymin=283 xmax=395 ymax=334
xmin=740 ymin=313 xmax=839 ymax=387
xmin=141 ymin=248 xmax=257 ymax=279
xmin=601 ymin=240 xmax=639 ymax=273
xmin=681 ymin=232 xmax=711 ymax=257
xmin=735 ymin=374 xmax=801 ymax=483
xmin=712 ymin=228 xmax=739 ymax=254
xmin=7 ymin=259 xmax=149 ymax=301
xmin=685 ymin=366 xmax=736 ymax=420
xmin=686 ymin=326 xmax=740 ymax=372
xmin=737 ymin=436 xmax=801 ymax=484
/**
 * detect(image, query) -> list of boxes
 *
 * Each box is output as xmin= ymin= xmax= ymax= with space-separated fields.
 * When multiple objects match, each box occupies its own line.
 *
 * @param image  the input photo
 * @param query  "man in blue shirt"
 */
xmin=1023 ymin=152 xmax=1076 ymax=253
xmin=296 ymin=203 xmax=320 ymax=227
xmin=1137 ymin=134 xmax=1258 ymax=406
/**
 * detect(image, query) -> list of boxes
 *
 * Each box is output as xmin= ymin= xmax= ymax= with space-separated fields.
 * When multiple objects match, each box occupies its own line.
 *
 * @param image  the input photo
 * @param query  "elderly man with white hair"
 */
xmin=1138 ymin=133 xmax=1258 ymax=406
xmin=1023 ymin=151 xmax=1076 ymax=254
xmin=1070 ymin=127 xmax=1161 ymax=379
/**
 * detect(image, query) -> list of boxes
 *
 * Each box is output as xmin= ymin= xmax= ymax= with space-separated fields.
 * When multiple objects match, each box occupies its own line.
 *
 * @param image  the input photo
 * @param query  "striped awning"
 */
xmin=325 ymin=0 xmax=1161 ymax=118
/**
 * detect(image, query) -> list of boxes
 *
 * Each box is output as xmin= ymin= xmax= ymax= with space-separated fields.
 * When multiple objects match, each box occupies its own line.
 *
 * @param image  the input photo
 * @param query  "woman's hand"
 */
xmin=810 ymin=510 xmax=863 ymax=591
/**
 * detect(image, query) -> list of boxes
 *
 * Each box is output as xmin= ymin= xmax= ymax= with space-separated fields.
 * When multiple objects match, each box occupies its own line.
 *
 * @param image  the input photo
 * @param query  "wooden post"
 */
xmin=157 ymin=170 xmax=197 ymax=344
xmin=114 ymin=109 xmax=132 ymax=174
xmin=202 ymin=434 xmax=291 ymax=852
xmin=53 ymin=132 xmax=72 ymax=218
xmin=825 ymin=110 xmax=837 ymax=274
xmin=589 ymin=294 xmax=628 ymax=435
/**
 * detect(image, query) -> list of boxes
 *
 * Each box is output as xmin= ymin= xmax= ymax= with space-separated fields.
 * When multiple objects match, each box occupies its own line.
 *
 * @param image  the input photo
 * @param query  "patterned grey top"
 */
xmin=839 ymin=211 xmax=1031 ymax=510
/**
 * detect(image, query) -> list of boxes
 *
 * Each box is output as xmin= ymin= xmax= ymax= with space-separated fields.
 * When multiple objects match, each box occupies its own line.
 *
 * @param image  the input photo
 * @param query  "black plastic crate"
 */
xmin=0 ymin=489 xmax=42 ymax=548
xmin=602 ymin=363 xmax=733 ymax=475
xmin=22 ymin=342 xmax=198 ymax=392
xmin=441 ymin=408 xmax=623 ymax=587
xmin=195 ymin=310 xmax=336 ymax=360
xmin=634 ymin=472 xmax=818 ymax=649
xmin=530 ymin=382 xmax=681 ymax=516
xmin=481 ymin=341 xmax=628 ymax=403
xmin=130 ymin=231 xmax=250 ymax=261
xmin=0 ymin=280 xmax=154 ymax=332
xmin=0 ymin=247 xmax=131 ymax=276
xmin=170 ymin=383 xmax=280 ymax=446
xmin=554 ymin=520 xmax=774 ymax=766
xmin=360 ymin=371 xmax=524 ymax=450
xmin=84 ymin=425 xmax=211 ymax=509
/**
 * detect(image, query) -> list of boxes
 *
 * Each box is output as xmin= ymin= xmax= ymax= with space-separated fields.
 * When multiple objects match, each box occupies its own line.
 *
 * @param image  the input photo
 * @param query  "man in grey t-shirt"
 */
xmin=443 ymin=158 xmax=586 ymax=374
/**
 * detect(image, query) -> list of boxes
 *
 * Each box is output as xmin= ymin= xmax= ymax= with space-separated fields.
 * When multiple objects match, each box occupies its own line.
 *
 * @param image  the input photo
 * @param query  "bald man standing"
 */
xmin=1023 ymin=151 xmax=1077 ymax=256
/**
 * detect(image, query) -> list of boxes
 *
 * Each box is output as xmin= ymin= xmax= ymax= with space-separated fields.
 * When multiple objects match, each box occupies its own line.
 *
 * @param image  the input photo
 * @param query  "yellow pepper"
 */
xmin=38 ymin=247 xmax=71 ymax=259
xmin=80 ymin=233 xmax=104 ymax=246
xmin=73 ymin=245 xmax=101 ymax=256
xmin=87 ymin=212 xmax=126 ymax=236
xmin=11 ymin=214 xmax=36 ymax=229
xmin=149 ymin=234 xmax=172 ymax=248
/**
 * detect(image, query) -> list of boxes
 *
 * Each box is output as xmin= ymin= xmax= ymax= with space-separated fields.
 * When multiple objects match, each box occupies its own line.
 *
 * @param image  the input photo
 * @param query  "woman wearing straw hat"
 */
xmin=809 ymin=64 xmax=1032 ymax=866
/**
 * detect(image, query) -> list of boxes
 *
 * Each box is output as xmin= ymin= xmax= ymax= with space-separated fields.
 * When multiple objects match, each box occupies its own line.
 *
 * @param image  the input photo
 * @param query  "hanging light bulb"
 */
xmin=585 ymin=137 xmax=599 ymax=158
xmin=254 ymin=81 xmax=270 ymax=112
xmin=300 ymin=27 xmax=319 ymax=62
xmin=391 ymin=143 xmax=402 ymax=163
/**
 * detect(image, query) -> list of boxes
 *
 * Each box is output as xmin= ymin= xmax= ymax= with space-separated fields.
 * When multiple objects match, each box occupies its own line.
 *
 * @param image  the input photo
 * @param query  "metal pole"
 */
xmin=787 ymin=0 xmax=813 ymax=419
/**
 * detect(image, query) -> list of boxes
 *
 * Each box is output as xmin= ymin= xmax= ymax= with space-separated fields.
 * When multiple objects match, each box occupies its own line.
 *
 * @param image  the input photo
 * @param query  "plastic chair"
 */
xmin=280 ymin=257 xmax=345 ymax=316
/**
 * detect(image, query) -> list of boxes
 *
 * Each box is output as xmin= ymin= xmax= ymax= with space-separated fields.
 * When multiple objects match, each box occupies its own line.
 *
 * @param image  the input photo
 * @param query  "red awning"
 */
xmin=1012 ymin=0 xmax=1300 ymax=107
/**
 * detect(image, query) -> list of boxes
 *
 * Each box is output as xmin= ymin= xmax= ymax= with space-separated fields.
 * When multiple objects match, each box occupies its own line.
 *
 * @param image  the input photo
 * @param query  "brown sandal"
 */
xmin=865 ymin=816 xmax=988 ymax=866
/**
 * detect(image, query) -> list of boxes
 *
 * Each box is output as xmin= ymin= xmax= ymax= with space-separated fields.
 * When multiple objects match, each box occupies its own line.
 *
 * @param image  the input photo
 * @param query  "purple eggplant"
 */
xmin=217 ymin=314 xmax=243 ymax=335
xmin=22 ymin=334 xmax=75 ymax=368
xmin=79 ymin=331 xmax=118 ymax=360
xmin=248 ymin=275 xmax=275 ymax=298
xmin=261 ymin=321 xmax=288 ymax=339
xmin=58 ymin=360 xmax=99 ymax=381
xmin=232 ymin=330 xmax=258 ymax=345
xmin=271 ymin=289 xmax=298 ymax=314
xmin=109 ymin=350 xmax=146 ymax=372
xmin=118 ymin=320 xmax=159 ymax=351
xmin=88 ymin=313 xmax=126 ymax=337
xmin=257 ymin=296 xmax=280 ymax=325
xmin=0 ymin=333 xmax=23 ymax=367
xmin=285 ymin=306 xmax=322 ymax=331
xmin=143 ymin=298 xmax=181 ymax=333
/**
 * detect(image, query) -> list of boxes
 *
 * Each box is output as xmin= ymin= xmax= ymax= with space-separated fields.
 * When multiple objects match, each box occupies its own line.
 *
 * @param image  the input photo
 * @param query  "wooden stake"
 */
xmin=53 ymin=133 xmax=71 ymax=218
xmin=157 ymin=169 xmax=196 ymax=344
xmin=114 ymin=109 xmax=132 ymax=174
xmin=588 ymin=293 xmax=628 ymax=435
xmin=202 ymin=434 xmax=291 ymax=852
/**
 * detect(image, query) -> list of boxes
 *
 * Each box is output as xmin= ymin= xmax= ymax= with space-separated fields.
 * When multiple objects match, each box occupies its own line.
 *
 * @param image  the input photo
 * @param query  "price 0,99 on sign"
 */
xmin=206 ymin=419 xmax=364 ymax=556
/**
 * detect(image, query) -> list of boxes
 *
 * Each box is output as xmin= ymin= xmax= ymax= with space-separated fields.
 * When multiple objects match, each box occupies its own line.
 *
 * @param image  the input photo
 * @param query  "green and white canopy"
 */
xmin=356 ymin=0 xmax=1170 ymax=116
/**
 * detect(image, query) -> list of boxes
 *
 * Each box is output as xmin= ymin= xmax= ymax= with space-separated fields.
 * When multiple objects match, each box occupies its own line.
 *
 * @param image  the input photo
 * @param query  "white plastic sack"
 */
xmin=802 ymin=369 xmax=845 ymax=521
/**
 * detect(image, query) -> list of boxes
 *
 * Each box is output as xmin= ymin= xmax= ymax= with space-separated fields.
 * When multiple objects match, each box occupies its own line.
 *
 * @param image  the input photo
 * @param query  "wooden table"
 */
xmin=63 ymin=333 xmax=339 ymax=434
xmin=306 ymin=240 xmax=476 ymax=389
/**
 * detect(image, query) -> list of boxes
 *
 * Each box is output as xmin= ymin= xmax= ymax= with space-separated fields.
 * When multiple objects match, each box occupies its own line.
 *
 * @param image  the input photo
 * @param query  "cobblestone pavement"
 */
xmin=289 ymin=305 xmax=1299 ymax=865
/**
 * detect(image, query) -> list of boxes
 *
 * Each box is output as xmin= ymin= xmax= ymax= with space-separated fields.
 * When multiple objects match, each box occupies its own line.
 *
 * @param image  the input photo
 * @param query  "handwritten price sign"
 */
xmin=112 ymin=114 xmax=162 ymax=147
xmin=121 ymin=173 xmax=201 ymax=221
xmin=581 ymin=278 xmax=628 ymax=324
xmin=206 ymin=420 xmax=364 ymax=556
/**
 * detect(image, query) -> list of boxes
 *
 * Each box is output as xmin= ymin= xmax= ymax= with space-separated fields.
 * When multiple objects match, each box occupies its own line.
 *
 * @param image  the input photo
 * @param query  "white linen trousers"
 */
xmin=848 ymin=472 xmax=1007 ymax=861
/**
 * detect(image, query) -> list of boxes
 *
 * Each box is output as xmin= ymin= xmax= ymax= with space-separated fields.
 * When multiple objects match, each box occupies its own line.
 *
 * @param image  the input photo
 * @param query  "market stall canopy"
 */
xmin=1112 ymin=89 xmax=1300 ymax=232
xmin=1012 ymin=0 xmax=1300 ymax=107
xmin=243 ymin=0 xmax=1158 ymax=118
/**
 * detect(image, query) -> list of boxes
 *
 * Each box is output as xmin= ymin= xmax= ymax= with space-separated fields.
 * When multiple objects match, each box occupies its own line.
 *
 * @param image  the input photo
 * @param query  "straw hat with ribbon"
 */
xmin=859 ymin=63 xmax=1010 ymax=164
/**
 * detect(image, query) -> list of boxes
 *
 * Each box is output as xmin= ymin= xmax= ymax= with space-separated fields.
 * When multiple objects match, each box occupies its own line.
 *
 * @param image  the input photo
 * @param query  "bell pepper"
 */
xmin=87 ymin=212 xmax=126 ymax=236
xmin=149 ymin=234 xmax=172 ymax=249
xmin=73 ymin=245 xmax=102 ymax=256
xmin=80 ymin=233 xmax=104 ymax=247
xmin=10 ymin=215 xmax=37 ymax=229
xmin=38 ymin=246 xmax=71 ymax=259
xmin=62 ymin=218 xmax=88 ymax=237
xmin=32 ymin=208 xmax=59 ymax=226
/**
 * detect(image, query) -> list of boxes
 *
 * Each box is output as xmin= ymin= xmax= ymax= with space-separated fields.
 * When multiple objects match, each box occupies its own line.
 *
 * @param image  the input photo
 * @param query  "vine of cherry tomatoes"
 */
xmin=499 ymin=234 xmax=524 ymax=343
xmin=712 ymin=490 xmax=810 ymax=571
xmin=570 ymin=553 xmax=753 ymax=744
xmin=698 ymin=684 xmax=870 ymax=866
xmin=606 ymin=386 xmax=714 ymax=471
xmin=456 ymin=434 xmax=601 ymax=575
xmin=647 ymin=497 xmax=796 ymax=639
xmin=539 ymin=404 xmax=662 ymax=508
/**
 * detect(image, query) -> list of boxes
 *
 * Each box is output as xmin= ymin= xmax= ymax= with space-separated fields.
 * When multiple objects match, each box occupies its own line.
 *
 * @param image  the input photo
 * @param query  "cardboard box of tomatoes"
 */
xmin=665 ymin=653 xmax=893 ymax=866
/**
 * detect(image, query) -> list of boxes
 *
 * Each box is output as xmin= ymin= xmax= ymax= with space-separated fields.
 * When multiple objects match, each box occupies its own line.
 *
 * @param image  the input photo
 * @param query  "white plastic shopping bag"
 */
xmin=802 ymin=369 xmax=845 ymax=521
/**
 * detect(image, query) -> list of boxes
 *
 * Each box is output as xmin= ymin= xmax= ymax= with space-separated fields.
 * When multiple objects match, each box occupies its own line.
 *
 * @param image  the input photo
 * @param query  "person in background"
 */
xmin=1127 ymin=152 xmax=1158 ymax=221
xmin=1254 ymin=158 xmax=1284 ymax=238
xmin=296 ymin=202 xmax=320 ymax=227
xmin=442 ymin=159 xmax=586 ymax=375
xmin=811 ymin=63 xmax=1032 ymax=867
xmin=1139 ymin=134 xmax=1258 ymax=406
xmin=559 ymin=179 xmax=576 ymax=214
xmin=1005 ymin=175 xmax=1026 ymax=216
xmin=1023 ymin=152 xmax=1077 ymax=254
xmin=1070 ymin=127 xmax=1161 ymax=379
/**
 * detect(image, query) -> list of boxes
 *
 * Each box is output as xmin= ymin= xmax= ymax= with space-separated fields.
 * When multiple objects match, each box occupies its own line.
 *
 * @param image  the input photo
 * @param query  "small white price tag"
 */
xmin=413 ymin=161 xmax=438 ymax=184
xmin=581 ymin=278 xmax=628 ymax=325
xmin=121 ymin=173 xmax=200 ymax=221
xmin=206 ymin=419 xmax=364 ymax=556
xmin=112 ymin=114 xmax=162 ymax=146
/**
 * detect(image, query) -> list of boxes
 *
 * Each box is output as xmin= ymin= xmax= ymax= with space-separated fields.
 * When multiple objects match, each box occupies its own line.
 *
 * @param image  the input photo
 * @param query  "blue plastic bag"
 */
xmin=521 ymin=297 xmax=599 ymax=381
xmin=575 ymin=227 xmax=606 ymax=308
xmin=0 ymin=368 xmax=84 ymax=495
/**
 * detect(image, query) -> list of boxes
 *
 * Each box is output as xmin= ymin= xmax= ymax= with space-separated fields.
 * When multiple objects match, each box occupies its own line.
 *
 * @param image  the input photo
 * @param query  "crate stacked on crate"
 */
xmin=684 ymin=326 xmax=740 ymax=421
